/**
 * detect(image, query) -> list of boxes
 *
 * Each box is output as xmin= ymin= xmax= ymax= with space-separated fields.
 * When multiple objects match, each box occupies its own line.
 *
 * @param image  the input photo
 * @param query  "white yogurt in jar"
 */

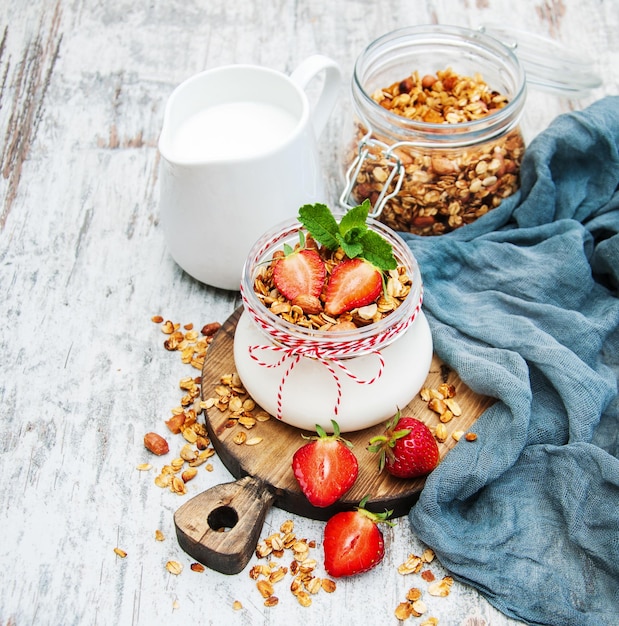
xmin=233 ymin=308 xmax=433 ymax=432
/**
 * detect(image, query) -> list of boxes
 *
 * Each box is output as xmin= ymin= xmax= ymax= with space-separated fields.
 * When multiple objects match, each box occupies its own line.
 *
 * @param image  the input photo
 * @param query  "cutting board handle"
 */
xmin=174 ymin=475 xmax=276 ymax=575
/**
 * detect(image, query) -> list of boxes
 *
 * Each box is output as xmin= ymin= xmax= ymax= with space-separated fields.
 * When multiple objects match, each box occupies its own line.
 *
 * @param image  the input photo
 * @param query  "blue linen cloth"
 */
xmin=402 ymin=97 xmax=619 ymax=626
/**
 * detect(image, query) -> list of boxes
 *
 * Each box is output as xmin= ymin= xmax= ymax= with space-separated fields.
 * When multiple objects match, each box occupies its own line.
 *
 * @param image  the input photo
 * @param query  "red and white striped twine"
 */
xmin=240 ymin=278 xmax=423 ymax=420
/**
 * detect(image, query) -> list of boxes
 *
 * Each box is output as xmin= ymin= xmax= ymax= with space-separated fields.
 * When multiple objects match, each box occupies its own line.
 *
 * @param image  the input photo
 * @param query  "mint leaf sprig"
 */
xmin=297 ymin=200 xmax=397 ymax=271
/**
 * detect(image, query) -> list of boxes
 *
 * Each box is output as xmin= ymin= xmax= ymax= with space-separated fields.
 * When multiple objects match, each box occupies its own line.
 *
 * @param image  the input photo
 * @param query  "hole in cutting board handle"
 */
xmin=174 ymin=475 xmax=276 ymax=575
xmin=207 ymin=505 xmax=238 ymax=532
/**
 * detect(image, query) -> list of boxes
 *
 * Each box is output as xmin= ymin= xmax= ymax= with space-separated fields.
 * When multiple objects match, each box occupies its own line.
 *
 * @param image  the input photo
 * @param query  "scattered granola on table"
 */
xmin=146 ymin=316 xmax=221 ymax=494
xmin=395 ymin=547 xmax=454 ymax=622
xmin=250 ymin=519 xmax=336 ymax=608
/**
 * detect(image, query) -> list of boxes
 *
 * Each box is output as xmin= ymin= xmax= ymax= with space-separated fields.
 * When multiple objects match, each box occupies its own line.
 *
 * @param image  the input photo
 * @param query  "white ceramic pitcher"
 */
xmin=158 ymin=55 xmax=341 ymax=290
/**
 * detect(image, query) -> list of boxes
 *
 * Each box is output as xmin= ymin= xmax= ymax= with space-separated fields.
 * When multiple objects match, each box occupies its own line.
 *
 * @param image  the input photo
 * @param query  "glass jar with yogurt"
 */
xmin=339 ymin=25 xmax=527 ymax=236
xmin=233 ymin=215 xmax=433 ymax=433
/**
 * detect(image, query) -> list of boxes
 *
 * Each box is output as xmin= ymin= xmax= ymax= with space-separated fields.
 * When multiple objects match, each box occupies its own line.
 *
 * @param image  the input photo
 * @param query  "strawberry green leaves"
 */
xmin=298 ymin=201 xmax=397 ymax=271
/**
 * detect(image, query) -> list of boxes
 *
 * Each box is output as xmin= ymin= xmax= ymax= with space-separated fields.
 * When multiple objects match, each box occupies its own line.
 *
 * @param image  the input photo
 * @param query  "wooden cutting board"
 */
xmin=174 ymin=306 xmax=493 ymax=574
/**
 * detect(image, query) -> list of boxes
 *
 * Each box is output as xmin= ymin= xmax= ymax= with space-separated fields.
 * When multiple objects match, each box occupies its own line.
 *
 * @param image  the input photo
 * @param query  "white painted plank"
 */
xmin=0 ymin=0 xmax=616 ymax=624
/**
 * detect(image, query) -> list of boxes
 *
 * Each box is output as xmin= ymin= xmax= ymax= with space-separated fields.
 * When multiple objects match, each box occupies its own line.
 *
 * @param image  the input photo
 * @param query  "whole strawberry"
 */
xmin=292 ymin=420 xmax=358 ymax=507
xmin=367 ymin=412 xmax=439 ymax=478
xmin=323 ymin=496 xmax=393 ymax=577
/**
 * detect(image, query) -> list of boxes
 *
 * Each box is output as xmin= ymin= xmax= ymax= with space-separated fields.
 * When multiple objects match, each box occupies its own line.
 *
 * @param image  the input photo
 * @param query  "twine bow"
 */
xmin=248 ymin=343 xmax=385 ymax=420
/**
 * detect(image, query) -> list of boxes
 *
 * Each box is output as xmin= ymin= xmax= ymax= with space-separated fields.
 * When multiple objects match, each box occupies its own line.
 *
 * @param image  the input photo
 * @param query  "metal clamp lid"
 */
xmin=339 ymin=134 xmax=406 ymax=217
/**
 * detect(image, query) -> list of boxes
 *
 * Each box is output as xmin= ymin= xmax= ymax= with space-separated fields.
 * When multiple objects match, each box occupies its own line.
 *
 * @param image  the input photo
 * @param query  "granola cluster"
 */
xmin=253 ymin=240 xmax=411 ymax=330
xmin=346 ymin=67 xmax=525 ymax=235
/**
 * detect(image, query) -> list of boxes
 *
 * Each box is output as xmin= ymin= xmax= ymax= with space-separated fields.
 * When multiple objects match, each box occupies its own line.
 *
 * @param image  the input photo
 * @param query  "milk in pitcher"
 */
xmin=171 ymin=101 xmax=299 ymax=161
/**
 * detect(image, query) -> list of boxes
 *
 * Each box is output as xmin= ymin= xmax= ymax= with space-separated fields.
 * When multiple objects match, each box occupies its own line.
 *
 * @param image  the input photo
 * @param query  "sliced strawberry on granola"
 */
xmin=272 ymin=248 xmax=326 ymax=302
xmin=324 ymin=258 xmax=383 ymax=317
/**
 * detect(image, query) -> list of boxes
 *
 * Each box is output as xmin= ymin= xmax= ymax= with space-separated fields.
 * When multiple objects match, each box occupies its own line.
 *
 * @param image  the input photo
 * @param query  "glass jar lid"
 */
xmin=479 ymin=24 xmax=602 ymax=96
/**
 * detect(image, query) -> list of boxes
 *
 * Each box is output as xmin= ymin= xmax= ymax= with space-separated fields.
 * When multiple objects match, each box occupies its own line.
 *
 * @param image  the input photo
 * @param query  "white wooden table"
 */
xmin=1 ymin=1 xmax=616 ymax=624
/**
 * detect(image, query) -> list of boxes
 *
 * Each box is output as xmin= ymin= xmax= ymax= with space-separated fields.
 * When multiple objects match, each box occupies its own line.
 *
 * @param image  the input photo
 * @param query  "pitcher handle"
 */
xmin=290 ymin=55 xmax=341 ymax=139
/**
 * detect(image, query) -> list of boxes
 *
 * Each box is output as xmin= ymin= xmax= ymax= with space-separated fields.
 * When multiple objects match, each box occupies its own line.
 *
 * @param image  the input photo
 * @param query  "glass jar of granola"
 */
xmin=339 ymin=25 xmax=527 ymax=235
xmin=233 ymin=215 xmax=433 ymax=433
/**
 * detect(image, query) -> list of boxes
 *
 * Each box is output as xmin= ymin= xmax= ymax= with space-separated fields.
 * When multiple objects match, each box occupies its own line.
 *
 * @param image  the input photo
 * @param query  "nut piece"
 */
xmin=166 ymin=560 xmax=183 ymax=575
xmin=406 ymin=587 xmax=422 ymax=602
xmin=444 ymin=397 xmax=462 ymax=416
xmin=437 ymin=383 xmax=456 ymax=398
xmin=201 ymin=322 xmax=222 ymax=336
xmin=292 ymin=294 xmax=323 ymax=315
xmin=434 ymin=423 xmax=448 ymax=443
xmin=233 ymin=431 xmax=247 ymax=445
xmin=144 ymin=432 xmax=169 ymax=456
xmin=427 ymin=576 xmax=454 ymax=597
xmin=181 ymin=468 xmax=198 ymax=483
xmin=439 ymin=409 xmax=454 ymax=424
xmin=398 ymin=554 xmax=423 ymax=575
xmin=395 ymin=602 xmax=413 ymax=620
xmin=165 ymin=413 xmax=186 ymax=434
xmin=421 ymin=548 xmax=435 ymax=563
xmin=428 ymin=398 xmax=447 ymax=415
xmin=256 ymin=579 xmax=274 ymax=599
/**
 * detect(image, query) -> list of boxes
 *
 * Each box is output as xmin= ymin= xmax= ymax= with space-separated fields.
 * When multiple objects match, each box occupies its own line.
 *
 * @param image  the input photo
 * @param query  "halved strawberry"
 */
xmin=323 ymin=496 xmax=393 ymax=577
xmin=324 ymin=258 xmax=382 ymax=317
xmin=292 ymin=420 xmax=358 ymax=508
xmin=367 ymin=411 xmax=439 ymax=478
xmin=272 ymin=248 xmax=325 ymax=302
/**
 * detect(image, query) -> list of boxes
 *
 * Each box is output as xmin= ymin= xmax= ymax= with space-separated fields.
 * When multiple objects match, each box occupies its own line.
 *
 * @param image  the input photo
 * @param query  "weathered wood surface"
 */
xmin=0 ymin=1 xmax=616 ymax=625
